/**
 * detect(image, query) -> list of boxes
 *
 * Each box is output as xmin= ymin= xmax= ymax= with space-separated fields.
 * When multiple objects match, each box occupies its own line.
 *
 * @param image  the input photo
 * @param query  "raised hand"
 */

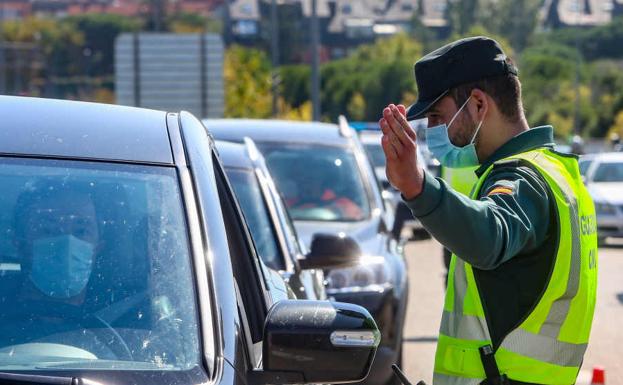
xmin=379 ymin=104 xmax=424 ymax=200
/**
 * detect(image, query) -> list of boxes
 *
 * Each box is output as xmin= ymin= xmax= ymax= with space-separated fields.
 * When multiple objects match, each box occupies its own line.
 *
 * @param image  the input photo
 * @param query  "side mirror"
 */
xmin=251 ymin=300 xmax=379 ymax=384
xmin=299 ymin=233 xmax=361 ymax=270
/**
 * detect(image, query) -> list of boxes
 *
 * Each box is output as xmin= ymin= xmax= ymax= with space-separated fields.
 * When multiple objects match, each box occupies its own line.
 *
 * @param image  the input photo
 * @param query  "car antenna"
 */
xmin=391 ymin=364 xmax=427 ymax=385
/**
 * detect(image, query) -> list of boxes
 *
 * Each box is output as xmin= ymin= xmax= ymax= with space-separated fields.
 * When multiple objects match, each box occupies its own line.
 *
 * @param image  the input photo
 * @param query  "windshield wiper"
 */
xmin=0 ymin=372 xmax=77 ymax=385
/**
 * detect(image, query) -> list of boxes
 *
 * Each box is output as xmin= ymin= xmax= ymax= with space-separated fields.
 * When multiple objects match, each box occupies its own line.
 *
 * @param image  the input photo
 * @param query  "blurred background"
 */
xmin=2 ymin=0 xmax=623 ymax=148
xmin=1 ymin=1 xmax=623 ymax=383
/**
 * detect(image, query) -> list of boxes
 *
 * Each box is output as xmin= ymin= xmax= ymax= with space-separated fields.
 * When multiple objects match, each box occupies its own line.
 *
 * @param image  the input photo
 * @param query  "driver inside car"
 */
xmin=0 ymin=181 xmax=119 ymax=358
xmin=290 ymin=166 xmax=363 ymax=220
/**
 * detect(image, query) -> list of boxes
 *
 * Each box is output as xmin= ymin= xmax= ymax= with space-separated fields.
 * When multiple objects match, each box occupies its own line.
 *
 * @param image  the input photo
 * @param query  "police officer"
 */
xmin=380 ymin=37 xmax=598 ymax=385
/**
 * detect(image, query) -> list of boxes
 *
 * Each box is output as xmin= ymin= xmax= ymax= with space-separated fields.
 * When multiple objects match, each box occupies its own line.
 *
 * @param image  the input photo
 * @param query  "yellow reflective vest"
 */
xmin=434 ymin=148 xmax=598 ymax=385
xmin=440 ymin=166 xmax=478 ymax=197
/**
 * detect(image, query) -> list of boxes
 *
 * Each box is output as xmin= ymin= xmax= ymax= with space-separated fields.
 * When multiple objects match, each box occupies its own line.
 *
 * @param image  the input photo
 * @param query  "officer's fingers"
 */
xmin=385 ymin=105 xmax=412 ymax=147
xmin=381 ymin=134 xmax=398 ymax=161
xmin=379 ymin=118 xmax=390 ymax=136
xmin=397 ymin=104 xmax=407 ymax=116
xmin=397 ymin=104 xmax=417 ymax=141
xmin=390 ymin=105 xmax=418 ymax=142
xmin=389 ymin=132 xmax=404 ymax=155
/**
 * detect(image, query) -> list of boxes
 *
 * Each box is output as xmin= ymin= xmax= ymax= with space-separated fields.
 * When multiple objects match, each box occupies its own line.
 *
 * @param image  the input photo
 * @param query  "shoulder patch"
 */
xmin=486 ymin=185 xmax=515 ymax=196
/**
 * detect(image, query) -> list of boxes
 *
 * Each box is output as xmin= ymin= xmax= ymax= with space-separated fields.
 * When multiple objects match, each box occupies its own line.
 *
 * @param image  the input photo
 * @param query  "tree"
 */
xmin=279 ymin=64 xmax=311 ymax=108
xmin=62 ymin=14 xmax=141 ymax=77
xmin=320 ymin=34 xmax=423 ymax=122
xmin=2 ymin=17 xmax=85 ymax=96
xmin=224 ymin=45 xmax=273 ymax=118
xmin=609 ymin=110 xmax=623 ymax=139
xmin=519 ymin=42 xmax=596 ymax=138
xmin=166 ymin=12 xmax=221 ymax=33
xmin=476 ymin=0 xmax=541 ymax=52
xmin=446 ymin=0 xmax=479 ymax=35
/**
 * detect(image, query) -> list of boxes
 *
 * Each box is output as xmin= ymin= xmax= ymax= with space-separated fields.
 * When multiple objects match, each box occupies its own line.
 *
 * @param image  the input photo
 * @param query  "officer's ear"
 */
xmin=469 ymin=88 xmax=489 ymax=122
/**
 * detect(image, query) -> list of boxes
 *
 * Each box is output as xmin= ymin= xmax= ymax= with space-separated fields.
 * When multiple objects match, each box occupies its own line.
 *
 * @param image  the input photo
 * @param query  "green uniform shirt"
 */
xmin=405 ymin=126 xmax=559 ymax=347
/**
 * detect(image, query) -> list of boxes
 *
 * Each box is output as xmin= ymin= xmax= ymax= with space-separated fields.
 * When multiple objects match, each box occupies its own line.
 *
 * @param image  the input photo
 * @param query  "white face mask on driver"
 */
xmin=425 ymin=96 xmax=484 ymax=168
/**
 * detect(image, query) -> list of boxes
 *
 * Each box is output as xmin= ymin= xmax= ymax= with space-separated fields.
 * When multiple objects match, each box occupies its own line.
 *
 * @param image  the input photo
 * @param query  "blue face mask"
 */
xmin=426 ymin=96 xmax=484 ymax=168
xmin=30 ymin=235 xmax=94 ymax=299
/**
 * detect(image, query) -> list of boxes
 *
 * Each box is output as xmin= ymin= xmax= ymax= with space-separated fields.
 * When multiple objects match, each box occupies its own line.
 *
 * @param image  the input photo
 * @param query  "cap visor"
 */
xmin=406 ymin=90 xmax=449 ymax=120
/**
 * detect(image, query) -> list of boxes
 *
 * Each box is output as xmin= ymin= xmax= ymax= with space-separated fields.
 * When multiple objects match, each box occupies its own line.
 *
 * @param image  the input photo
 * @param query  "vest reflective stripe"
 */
xmin=499 ymin=328 xmax=587 ymax=367
xmin=441 ymin=311 xmax=489 ymax=341
xmin=433 ymin=373 xmax=482 ymax=385
xmin=434 ymin=149 xmax=598 ymax=385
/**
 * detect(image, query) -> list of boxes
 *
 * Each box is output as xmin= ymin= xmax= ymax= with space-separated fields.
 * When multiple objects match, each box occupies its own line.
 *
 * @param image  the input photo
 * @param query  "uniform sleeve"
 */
xmin=403 ymin=166 xmax=551 ymax=270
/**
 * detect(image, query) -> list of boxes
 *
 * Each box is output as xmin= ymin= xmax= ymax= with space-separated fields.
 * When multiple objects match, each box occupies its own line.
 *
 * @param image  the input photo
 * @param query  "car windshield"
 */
xmin=592 ymin=161 xmax=623 ymax=182
xmin=363 ymin=143 xmax=386 ymax=169
xmin=225 ymin=168 xmax=284 ymax=270
xmin=0 ymin=158 xmax=200 ymax=371
xmin=258 ymin=143 xmax=370 ymax=222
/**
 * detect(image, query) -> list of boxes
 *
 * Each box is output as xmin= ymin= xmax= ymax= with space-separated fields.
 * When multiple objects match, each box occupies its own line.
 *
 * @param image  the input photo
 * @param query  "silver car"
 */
xmin=580 ymin=152 xmax=623 ymax=244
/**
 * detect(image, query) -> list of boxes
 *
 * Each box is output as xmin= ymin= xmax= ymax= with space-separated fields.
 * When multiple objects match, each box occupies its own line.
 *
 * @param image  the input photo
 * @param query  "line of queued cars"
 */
xmin=204 ymin=118 xmax=409 ymax=385
xmin=0 ymin=96 xmax=384 ymax=385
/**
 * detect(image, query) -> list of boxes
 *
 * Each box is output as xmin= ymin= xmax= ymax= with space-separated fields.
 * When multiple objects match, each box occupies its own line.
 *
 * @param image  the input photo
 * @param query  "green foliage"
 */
xmin=320 ymin=34 xmax=422 ymax=121
xmin=476 ymin=0 xmax=542 ymax=52
xmin=542 ymin=17 xmax=623 ymax=61
xmin=277 ymin=34 xmax=422 ymax=122
xmin=279 ymin=65 xmax=310 ymax=109
xmin=166 ymin=12 xmax=219 ymax=33
xmin=520 ymin=42 xmax=587 ymax=137
xmin=63 ymin=14 xmax=141 ymax=76
xmin=446 ymin=0 xmax=479 ymax=35
xmin=224 ymin=45 xmax=273 ymax=118
xmin=447 ymin=25 xmax=515 ymax=58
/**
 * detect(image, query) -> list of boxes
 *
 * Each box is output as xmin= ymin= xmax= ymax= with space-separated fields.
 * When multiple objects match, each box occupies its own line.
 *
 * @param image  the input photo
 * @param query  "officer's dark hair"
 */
xmin=449 ymin=59 xmax=524 ymax=123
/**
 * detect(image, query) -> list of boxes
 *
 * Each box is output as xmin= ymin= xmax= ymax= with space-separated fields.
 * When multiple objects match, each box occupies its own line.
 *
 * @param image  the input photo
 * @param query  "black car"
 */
xmin=0 ymin=96 xmax=380 ymax=385
xmin=204 ymin=118 xmax=409 ymax=385
xmin=216 ymin=139 xmax=361 ymax=300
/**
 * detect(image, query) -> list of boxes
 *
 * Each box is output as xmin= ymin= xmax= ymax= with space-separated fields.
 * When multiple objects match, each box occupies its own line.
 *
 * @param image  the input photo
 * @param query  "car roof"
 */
xmin=203 ymin=119 xmax=350 ymax=145
xmin=358 ymin=131 xmax=382 ymax=144
xmin=0 ymin=96 xmax=173 ymax=164
xmin=584 ymin=152 xmax=623 ymax=162
xmin=214 ymin=140 xmax=254 ymax=170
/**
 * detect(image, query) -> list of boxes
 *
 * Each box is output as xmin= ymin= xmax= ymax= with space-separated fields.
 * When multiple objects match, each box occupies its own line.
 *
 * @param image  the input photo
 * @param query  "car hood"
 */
xmin=294 ymin=218 xmax=386 ymax=256
xmin=588 ymin=183 xmax=623 ymax=205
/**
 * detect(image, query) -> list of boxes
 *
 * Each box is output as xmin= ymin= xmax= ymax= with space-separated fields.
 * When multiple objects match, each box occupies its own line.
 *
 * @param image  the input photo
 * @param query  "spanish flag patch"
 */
xmin=487 ymin=186 xmax=514 ymax=196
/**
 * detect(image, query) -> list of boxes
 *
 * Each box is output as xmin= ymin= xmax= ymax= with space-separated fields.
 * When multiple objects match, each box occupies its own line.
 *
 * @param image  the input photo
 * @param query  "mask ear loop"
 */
xmin=447 ymin=95 xmax=472 ymax=129
xmin=470 ymin=119 xmax=484 ymax=145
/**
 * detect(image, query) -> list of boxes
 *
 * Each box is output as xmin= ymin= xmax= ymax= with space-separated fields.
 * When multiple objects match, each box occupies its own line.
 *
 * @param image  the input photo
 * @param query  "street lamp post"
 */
xmin=0 ymin=2 xmax=5 ymax=94
xmin=311 ymin=0 xmax=321 ymax=121
xmin=271 ymin=0 xmax=279 ymax=117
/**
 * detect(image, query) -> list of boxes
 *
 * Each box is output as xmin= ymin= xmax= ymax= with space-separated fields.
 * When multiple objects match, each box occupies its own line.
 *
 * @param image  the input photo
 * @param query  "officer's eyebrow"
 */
xmin=427 ymin=107 xmax=441 ymax=115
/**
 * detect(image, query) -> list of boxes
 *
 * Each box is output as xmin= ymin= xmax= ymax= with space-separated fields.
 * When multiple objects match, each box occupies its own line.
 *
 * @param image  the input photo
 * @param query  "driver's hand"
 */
xmin=379 ymin=104 xmax=424 ymax=200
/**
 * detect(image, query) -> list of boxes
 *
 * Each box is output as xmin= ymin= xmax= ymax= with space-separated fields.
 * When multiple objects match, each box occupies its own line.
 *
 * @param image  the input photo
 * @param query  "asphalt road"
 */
xmin=401 ymin=237 xmax=623 ymax=384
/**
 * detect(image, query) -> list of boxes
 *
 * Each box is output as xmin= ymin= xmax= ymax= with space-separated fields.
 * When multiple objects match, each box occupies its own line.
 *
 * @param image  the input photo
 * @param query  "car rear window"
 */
xmin=0 ymin=157 xmax=200 ymax=371
xmin=593 ymin=162 xmax=623 ymax=182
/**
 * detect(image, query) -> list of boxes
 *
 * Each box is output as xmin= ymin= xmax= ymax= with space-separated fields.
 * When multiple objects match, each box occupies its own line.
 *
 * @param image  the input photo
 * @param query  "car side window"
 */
xmin=213 ymin=154 xmax=268 ymax=345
